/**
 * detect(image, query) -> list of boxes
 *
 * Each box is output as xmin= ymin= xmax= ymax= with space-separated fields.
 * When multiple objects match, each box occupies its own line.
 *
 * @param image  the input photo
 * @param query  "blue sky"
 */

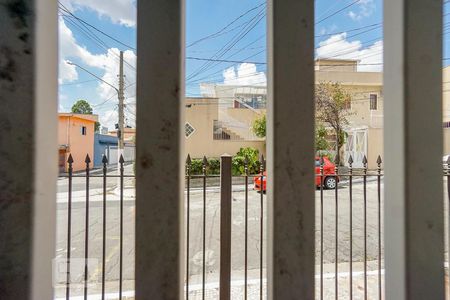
xmin=58 ymin=0 xmax=449 ymax=129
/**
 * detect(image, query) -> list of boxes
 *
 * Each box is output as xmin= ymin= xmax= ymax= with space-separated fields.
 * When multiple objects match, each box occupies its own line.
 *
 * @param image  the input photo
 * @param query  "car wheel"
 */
xmin=324 ymin=176 xmax=337 ymax=189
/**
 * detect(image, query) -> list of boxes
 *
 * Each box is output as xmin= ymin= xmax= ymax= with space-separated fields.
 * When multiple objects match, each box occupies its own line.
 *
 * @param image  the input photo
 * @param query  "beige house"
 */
xmin=108 ymin=127 xmax=136 ymax=143
xmin=190 ymin=60 xmax=450 ymax=168
xmin=196 ymin=59 xmax=384 ymax=168
xmin=316 ymin=60 xmax=384 ymax=168
xmin=443 ymin=66 xmax=450 ymax=155
xmin=185 ymin=97 xmax=265 ymax=159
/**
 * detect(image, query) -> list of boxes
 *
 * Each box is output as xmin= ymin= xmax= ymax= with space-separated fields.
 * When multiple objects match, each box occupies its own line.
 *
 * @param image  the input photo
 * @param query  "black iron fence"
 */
xmin=60 ymin=153 xmax=449 ymax=299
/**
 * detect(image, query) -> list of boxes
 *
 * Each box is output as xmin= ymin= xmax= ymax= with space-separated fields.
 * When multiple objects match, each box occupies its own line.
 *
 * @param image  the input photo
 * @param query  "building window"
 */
xmin=185 ymin=122 xmax=195 ymax=138
xmin=81 ymin=126 xmax=87 ymax=135
xmin=370 ymin=94 xmax=378 ymax=110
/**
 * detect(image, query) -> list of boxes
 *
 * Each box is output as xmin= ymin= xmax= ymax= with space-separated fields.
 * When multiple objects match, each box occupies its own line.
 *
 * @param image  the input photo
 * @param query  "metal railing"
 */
xmin=59 ymin=154 xmax=133 ymax=300
xmin=184 ymin=155 xmax=266 ymax=300
xmin=316 ymin=155 xmax=383 ymax=300
xmin=56 ymin=153 xmax=450 ymax=300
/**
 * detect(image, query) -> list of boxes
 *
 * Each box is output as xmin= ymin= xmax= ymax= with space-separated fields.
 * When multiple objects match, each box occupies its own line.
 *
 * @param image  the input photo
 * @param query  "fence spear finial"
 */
xmin=376 ymin=155 xmax=382 ymax=165
xmin=348 ymin=155 xmax=354 ymax=165
xmin=260 ymin=154 xmax=265 ymax=171
xmin=85 ymin=154 xmax=91 ymax=164
xmin=119 ymin=154 xmax=125 ymax=164
xmin=68 ymin=154 xmax=74 ymax=164
xmin=102 ymin=155 xmax=108 ymax=164
xmin=362 ymin=155 xmax=368 ymax=167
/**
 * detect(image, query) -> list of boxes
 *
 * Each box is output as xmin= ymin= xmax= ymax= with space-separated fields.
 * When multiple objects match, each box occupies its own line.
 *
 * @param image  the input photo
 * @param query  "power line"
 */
xmin=59 ymin=6 xmax=136 ymax=71
xmin=58 ymin=1 xmax=136 ymax=51
xmin=187 ymin=49 xmax=266 ymax=85
xmin=186 ymin=6 xmax=266 ymax=81
xmin=316 ymin=0 xmax=361 ymax=25
xmin=59 ymin=79 xmax=98 ymax=86
xmin=315 ymin=22 xmax=382 ymax=38
xmin=187 ymin=18 xmax=382 ymax=83
xmin=187 ymin=10 xmax=265 ymax=80
xmin=186 ymin=56 xmax=265 ymax=65
xmin=187 ymin=2 xmax=266 ymax=48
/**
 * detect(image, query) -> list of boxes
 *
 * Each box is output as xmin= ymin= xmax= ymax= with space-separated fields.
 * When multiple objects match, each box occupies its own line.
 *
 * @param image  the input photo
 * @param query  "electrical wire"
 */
xmin=187 ymin=2 xmax=266 ymax=48
xmin=316 ymin=0 xmax=361 ymax=25
xmin=58 ymin=1 xmax=136 ymax=51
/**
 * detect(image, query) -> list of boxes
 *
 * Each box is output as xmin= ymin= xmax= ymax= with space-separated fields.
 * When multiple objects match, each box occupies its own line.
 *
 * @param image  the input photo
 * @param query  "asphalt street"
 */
xmin=54 ymin=178 xmax=391 ymax=298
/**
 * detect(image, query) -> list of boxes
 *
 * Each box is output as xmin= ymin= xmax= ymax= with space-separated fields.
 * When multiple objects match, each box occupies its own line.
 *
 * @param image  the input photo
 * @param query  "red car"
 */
xmin=253 ymin=157 xmax=338 ymax=192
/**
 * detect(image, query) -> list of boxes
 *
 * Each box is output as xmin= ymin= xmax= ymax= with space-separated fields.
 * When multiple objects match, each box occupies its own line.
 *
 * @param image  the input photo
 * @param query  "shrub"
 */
xmin=252 ymin=114 xmax=266 ymax=138
xmin=232 ymin=147 xmax=261 ymax=175
xmin=187 ymin=147 xmax=262 ymax=176
xmin=187 ymin=157 xmax=220 ymax=175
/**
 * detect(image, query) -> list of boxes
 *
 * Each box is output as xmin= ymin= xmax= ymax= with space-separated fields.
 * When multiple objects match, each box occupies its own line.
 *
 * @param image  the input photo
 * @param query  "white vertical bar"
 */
xmin=384 ymin=0 xmax=444 ymax=299
xmin=32 ymin=0 xmax=58 ymax=299
xmin=136 ymin=0 xmax=185 ymax=298
xmin=0 ymin=1 xmax=58 ymax=299
xmin=267 ymin=0 xmax=316 ymax=299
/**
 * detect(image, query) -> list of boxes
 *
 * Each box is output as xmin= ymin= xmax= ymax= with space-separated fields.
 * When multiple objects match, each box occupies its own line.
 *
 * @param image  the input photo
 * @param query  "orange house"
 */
xmin=58 ymin=113 xmax=98 ymax=172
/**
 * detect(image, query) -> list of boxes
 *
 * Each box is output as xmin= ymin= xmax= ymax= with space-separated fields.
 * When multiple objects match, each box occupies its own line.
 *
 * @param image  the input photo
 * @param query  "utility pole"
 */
xmin=67 ymin=57 xmax=125 ymax=171
xmin=118 ymin=51 xmax=125 ymax=157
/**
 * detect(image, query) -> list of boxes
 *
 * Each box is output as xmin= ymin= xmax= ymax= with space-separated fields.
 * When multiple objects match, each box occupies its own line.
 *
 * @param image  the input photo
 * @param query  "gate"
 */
xmin=345 ymin=128 xmax=368 ymax=168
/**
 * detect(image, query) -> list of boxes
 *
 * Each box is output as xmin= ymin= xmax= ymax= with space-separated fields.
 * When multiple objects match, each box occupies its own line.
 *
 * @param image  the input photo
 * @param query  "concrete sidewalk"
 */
xmin=53 ymin=261 xmax=387 ymax=300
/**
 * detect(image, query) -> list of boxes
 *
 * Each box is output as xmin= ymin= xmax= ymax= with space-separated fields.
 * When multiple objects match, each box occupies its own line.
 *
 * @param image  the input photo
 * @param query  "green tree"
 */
xmin=315 ymin=125 xmax=330 ymax=151
xmin=252 ymin=114 xmax=266 ymax=138
xmin=71 ymin=99 xmax=100 ymax=132
xmin=252 ymin=114 xmax=331 ymax=153
xmin=71 ymin=99 xmax=93 ymax=114
xmin=315 ymin=82 xmax=352 ymax=165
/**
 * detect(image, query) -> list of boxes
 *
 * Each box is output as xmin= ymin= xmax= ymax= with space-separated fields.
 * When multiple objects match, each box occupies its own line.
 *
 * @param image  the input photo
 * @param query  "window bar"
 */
xmin=186 ymin=155 xmax=192 ymax=300
xmin=363 ymin=156 xmax=368 ymax=300
xmin=202 ymin=156 xmax=208 ymax=300
xmin=101 ymin=156 xmax=108 ymax=300
xmin=119 ymin=155 xmax=124 ymax=299
xmin=348 ymin=155 xmax=354 ymax=300
xmin=260 ymin=155 xmax=265 ymax=300
xmin=335 ymin=163 xmax=339 ymax=300
xmin=84 ymin=154 xmax=91 ymax=300
xmin=244 ymin=157 xmax=249 ymax=300
xmin=320 ymin=157 xmax=324 ymax=300
xmin=447 ymin=156 xmax=450 ymax=300
xmin=377 ymin=156 xmax=382 ymax=300
xmin=66 ymin=154 xmax=74 ymax=300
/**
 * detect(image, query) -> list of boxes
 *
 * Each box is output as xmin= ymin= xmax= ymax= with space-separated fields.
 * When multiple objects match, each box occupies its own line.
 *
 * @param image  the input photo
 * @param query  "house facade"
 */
xmin=198 ymin=59 xmax=384 ymax=167
xmin=185 ymin=97 xmax=265 ymax=159
xmin=190 ymin=62 xmax=450 ymax=166
xmin=93 ymin=133 xmax=118 ymax=168
xmin=58 ymin=113 xmax=98 ymax=172
xmin=443 ymin=66 xmax=450 ymax=155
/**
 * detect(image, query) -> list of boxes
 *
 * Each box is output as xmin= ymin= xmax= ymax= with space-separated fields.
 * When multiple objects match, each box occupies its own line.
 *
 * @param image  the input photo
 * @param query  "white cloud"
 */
xmin=316 ymin=32 xmax=383 ymax=72
xmin=58 ymin=18 xmax=137 ymax=129
xmin=318 ymin=24 xmax=338 ymax=36
xmin=222 ymin=63 xmax=266 ymax=86
xmin=348 ymin=0 xmax=375 ymax=21
xmin=99 ymin=109 xmax=118 ymax=131
xmin=60 ymin=0 xmax=136 ymax=27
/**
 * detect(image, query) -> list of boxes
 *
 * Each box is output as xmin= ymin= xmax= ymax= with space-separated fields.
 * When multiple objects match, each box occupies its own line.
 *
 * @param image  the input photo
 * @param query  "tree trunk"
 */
xmin=335 ymin=127 xmax=341 ymax=166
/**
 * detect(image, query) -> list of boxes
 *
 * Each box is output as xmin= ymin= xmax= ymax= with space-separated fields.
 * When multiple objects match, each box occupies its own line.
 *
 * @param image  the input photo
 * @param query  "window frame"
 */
xmin=184 ymin=122 xmax=195 ymax=139
xmin=370 ymin=94 xmax=378 ymax=110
